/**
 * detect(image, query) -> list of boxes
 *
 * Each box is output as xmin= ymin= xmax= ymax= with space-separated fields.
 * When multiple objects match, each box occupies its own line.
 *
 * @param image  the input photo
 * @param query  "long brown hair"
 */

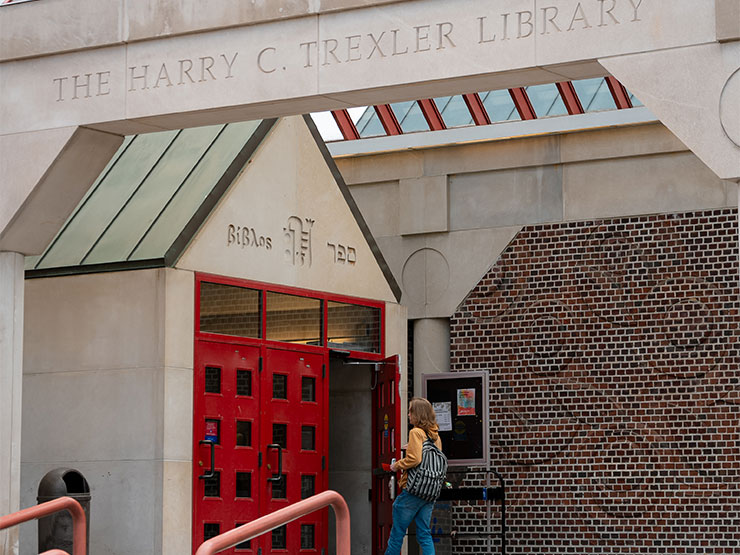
xmin=409 ymin=397 xmax=438 ymax=434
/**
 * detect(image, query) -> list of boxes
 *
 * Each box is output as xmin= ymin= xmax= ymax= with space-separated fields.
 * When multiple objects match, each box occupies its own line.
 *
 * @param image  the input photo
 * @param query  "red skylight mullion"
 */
xmin=509 ymin=88 xmax=537 ymax=120
xmin=605 ymin=76 xmax=633 ymax=109
xmin=462 ymin=93 xmax=491 ymax=126
xmin=556 ymin=82 xmax=585 ymax=115
xmin=374 ymin=105 xmax=403 ymax=135
xmin=331 ymin=109 xmax=360 ymax=140
xmin=417 ymin=99 xmax=446 ymax=131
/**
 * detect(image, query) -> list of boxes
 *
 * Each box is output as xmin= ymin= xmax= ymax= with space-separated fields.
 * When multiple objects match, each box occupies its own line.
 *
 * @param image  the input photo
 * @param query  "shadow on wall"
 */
xmin=448 ymin=207 xmax=740 ymax=554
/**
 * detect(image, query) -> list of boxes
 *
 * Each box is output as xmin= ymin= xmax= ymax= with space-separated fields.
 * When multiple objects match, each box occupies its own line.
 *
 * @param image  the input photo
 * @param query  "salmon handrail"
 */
xmin=195 ymin=490 xmax=351 ymax=555
xmin=0 ymin=496 xmax=86 ymax=555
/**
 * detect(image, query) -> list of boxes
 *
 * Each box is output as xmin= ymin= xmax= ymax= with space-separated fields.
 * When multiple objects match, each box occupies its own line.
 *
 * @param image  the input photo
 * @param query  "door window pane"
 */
xmin=200 ymin=282 xmax=261 ymax=338
xmin=236 ymin=472 xmax=251 ymax=498
xmin=302 ymin=426 xmax=316 ymax=451
xmin=301 ymin=377 xmax=316 ymax=402
xmin=266 ymin=292 xmax=322 ymax=345
xmin=204 ymin=523 xmax=220 ymax=541
xmin=205 ymin=366 xmax=221 ymax=394
xmin=236 ymin=421 xmax=252 ymax=447
xmin=236 ymin=370 xmax=252 ymax=396
xmin=301 ymin=475 xmax=315 ymax=499
xmin=271 ymin=475 xmax=287 ymax=499
xmin=272 ymin=525 xmax=287 ymax=549
xmin=327 ymin=301 xmax=381 ymax=353
xmin=273 ymin=423 xmax=287 ymax=448
xmin=301 ymin=524 xmax=315 ymax=549
xmin=273 ymin=374 xmax=288 ymax=400
xmin=204 ymin=471 xmax=220 ymax=497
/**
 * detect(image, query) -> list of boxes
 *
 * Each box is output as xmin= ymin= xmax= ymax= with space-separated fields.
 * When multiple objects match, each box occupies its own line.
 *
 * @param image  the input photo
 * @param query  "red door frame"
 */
xmin=193 ymin=273 xmax=391 ymax=553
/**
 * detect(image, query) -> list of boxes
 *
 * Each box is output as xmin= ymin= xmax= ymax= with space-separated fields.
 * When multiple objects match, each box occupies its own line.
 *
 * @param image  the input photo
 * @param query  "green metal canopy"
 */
xmin=27 ymin=119 xmax=274 ymax=276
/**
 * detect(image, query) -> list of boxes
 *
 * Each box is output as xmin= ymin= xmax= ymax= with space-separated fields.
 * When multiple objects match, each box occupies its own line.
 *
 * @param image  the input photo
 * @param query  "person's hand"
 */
xmin=390 ymin=461 xmax=399 ymax=472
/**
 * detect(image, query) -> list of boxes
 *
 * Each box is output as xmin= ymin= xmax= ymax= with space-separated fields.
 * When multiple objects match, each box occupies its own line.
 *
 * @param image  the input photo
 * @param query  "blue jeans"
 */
xmin=385 ymin=489 xmax=435 ymax=555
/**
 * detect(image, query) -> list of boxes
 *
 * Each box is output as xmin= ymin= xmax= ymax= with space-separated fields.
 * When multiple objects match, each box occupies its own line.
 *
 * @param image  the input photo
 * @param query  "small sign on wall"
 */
xmin=423 ymin=372 xmax=488 ymax=467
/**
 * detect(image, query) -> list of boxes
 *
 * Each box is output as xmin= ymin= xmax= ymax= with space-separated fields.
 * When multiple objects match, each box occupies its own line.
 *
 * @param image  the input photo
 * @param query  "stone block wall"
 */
xmin=449 ymin=208 xmax=740 ymax=554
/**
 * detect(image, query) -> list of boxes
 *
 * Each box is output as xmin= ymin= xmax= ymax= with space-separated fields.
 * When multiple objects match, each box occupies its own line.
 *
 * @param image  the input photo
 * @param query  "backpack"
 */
xmin=405 ymin=433 xmax=448 ymax=502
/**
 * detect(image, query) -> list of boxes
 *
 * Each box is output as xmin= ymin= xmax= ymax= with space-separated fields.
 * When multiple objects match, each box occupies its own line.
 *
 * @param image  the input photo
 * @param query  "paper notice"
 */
xmin=433 ymin=401 xmax=452 ymax=431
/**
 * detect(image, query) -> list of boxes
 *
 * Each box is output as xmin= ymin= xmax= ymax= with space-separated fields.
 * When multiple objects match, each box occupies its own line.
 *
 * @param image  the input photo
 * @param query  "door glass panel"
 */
xmin=205 ymin=366 xmax=221 ymax=394
xmin=204 ymin=523 xmax=220 ymax=541
xmin=301 ymin=426 xmax=316 ymax=451
xmin=235 ymin=472 xmax=251 ymax=498
xmin=273 ymin=374 xmax=288 ymax=399
xmin=236 ymin=370 xmax=252 ymax=396
xmin=271 ymin=475 xmax=287 ymax=499
xmin=265 ymin=292 xmax=322 ymax=345
xmin=327 ymin=301 xmax=381 ymax=353
xmin=204 ymin=471 xmax=221 ymax=497
xmin=301 ymin=377 xmax=316 ymax=402
xmin=301 ymin=524 xmax=315 ymax=549
xmin=200 ymin=282 xmax=261 ymax=338
xmin=272 ymin=525 xmax=287 ymax=549
xmin=236 ymin=421 xmax=251 ymax=447
xmin=272 ymin=423 xmax=287 ymax=448
xmin=301 ymin=475 xmax=315 ymax=499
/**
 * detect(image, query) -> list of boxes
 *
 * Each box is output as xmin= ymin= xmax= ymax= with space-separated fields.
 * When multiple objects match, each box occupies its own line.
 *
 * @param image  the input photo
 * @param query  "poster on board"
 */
xmin=456 ymin=389 xmax=476 ymax=415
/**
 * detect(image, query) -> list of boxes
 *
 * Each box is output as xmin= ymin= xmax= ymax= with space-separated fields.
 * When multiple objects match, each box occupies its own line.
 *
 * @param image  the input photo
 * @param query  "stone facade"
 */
xmin=449 ymin=208 xmax=740 ymax=554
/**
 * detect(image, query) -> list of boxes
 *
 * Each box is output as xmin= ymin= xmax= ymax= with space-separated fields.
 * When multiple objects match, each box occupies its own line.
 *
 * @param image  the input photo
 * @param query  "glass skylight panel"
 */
xmin=572 ymin=78 xmax=615 ymax=112
xmin=629 ymin=92 xmax=643 ymax=107
xmin=435 ymin=95 xmax=473 ymax=128
xmin=309 ymin=112 xmax=343 ymax=142
xmin=391 ymin=101 xmax=429 ymax=133
xmin=355 ymin=108 xmax=385 ymax=138
xmin=480 ymin=90 xmax=520 ymax=122
xmin=526 ymin=83 xmax=568 ymax=117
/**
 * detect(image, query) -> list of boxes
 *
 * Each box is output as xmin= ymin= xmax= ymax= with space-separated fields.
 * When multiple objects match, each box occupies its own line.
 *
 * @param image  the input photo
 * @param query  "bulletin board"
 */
xmin=422 ymin=371 xmax=489 ymax=466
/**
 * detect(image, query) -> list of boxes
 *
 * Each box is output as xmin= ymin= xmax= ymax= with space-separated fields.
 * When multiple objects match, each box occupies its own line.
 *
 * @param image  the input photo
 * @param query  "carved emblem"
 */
xmin=283 ymin=216 xmax=314 ymax=267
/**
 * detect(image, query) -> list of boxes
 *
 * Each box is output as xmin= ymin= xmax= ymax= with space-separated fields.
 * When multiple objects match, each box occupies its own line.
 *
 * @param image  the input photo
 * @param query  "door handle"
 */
xmin=266 ymin=443 xmax=283 ymax=482
xmin=199 ymin=439 xmax=216 ymax=480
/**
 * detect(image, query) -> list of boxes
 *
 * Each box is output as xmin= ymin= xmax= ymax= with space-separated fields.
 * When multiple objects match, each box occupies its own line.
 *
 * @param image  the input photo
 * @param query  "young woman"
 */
xmin=385 ymin=397 xmax=442 ymax=555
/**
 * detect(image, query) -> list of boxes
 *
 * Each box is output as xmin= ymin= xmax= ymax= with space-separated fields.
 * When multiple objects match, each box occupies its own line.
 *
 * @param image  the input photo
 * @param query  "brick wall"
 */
xmin=449 ymin=208 xmax=740 ymax=554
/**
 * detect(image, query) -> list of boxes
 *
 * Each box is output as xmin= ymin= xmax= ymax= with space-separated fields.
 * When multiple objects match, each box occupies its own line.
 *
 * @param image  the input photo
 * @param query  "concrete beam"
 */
xmin=0 ymin=127 xmax=123 ymax=254
xmin=0 ymin=0 xmax=717 ymax=137
xmin=600 ymin=41 xmax=740 ymax=180
xmin=716 ymin=0 xmax=740 ymax=42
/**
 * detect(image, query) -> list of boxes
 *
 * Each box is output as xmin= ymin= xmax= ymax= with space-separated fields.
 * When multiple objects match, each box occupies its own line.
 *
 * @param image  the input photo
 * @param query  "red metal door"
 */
xmin=194 ymin=341 xmax=261 ymax=554
xmin=193 ymin=342 xmax=328 ymax=554
xmin=372 ymin=355 xmax=401 ymax=555
xmin=260 ymin=348 xmax=327 ymax=554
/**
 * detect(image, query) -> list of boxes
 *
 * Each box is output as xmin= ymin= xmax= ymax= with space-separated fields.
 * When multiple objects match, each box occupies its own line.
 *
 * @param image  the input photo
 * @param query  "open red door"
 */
xmin=371 ymin=355 xmax=401 ymax=555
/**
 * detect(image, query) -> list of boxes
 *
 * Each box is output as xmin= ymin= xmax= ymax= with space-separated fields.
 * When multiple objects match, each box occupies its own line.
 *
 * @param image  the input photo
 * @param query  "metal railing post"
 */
xmin=0 ymin=496 xmax=86 ymax=555
xmin=195 ymin=490 xmax=351 ymax=555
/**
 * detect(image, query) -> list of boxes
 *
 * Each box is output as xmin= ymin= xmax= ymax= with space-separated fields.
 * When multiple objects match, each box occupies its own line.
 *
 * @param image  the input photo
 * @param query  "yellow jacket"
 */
xmin=396 ymin=426 xmax=442 ymax=489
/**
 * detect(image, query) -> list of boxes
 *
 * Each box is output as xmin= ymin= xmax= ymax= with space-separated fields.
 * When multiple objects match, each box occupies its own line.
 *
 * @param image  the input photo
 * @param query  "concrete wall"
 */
xmin=336 ymin=122 xmax=737 ymax=321
xmin=20 ymin=268 xmax=194 ymax=555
